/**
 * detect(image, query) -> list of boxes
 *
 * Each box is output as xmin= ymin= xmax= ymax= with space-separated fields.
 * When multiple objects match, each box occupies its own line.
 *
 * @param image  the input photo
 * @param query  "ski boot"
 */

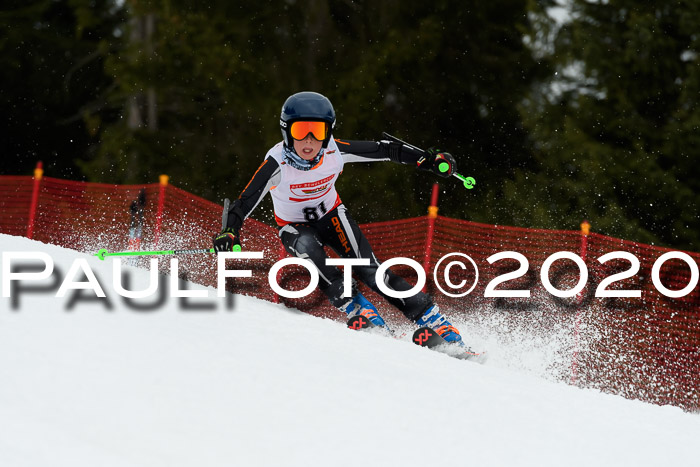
xmin=341 ymin=292 xmax=387 ymax=328
xmin=416 ymin=305 xmax=463 ymax=345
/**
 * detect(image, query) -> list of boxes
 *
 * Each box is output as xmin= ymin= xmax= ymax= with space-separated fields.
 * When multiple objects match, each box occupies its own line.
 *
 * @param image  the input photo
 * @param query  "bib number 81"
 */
xmin=303 ymin=201 xmax=328 ymax=222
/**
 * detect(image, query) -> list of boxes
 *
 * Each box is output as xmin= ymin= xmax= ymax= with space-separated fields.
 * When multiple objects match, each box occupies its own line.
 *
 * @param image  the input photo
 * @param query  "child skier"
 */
xmin=214 ymin=91 xmax=465 ymax=345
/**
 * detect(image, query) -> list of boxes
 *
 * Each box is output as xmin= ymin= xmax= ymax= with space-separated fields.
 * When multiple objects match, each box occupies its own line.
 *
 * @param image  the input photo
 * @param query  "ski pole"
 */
xmin=434 ymin=157 xmax=476 ymax=189
xmin=94 ymin=243 xmax=243 ymax=261
xmin=95 ymin=242 xmax=243 ymax=261
xmin=95 ymin=197 xmax=242 ymax=261
xmin=452 ymin=172 xmax=476 ymax=189
xmin=95 ymin=248 xmax=216 ymax=261
xmin=382 ymin=132 xmax=476 ymax=190
xmin=220 ymin=197 xmax=243 ymax=252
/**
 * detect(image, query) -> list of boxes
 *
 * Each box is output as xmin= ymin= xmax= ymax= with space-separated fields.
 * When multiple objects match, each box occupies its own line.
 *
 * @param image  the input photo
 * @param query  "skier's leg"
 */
xmin=279 ymin=223 xmax=345 ymax=305
xmin=279 ymin=222 xmax=387 ymax=327
xmin=320 ymin=205 xmax=443 ymax=325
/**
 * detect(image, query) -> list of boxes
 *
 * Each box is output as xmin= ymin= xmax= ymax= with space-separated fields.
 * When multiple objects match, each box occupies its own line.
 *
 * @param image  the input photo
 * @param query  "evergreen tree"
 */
xmin=83 ymin=1 xmax=542 ymax=227
xmin=515 ymin=0 xmax=700 ymax=250
xmin=0 ymin=0 xmax=124 ymax=177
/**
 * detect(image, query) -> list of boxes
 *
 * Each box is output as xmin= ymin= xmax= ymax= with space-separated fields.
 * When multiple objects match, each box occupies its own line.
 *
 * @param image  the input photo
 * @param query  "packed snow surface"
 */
xmin=1 ymin=234 xmax=699 ymax=466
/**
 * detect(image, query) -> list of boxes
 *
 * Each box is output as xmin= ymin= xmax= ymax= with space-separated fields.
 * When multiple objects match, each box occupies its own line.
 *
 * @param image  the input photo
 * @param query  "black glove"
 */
xmin=213 ymin=227 xmax=241 ymax=252
xmin=417 ymin=148 xmax=457 ymax=178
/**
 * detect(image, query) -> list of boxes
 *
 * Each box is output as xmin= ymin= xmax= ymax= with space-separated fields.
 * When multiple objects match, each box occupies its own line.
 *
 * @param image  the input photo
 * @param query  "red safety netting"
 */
xmin=1 ymin=174 xmax=698 ymax=411
xmin=423 ymin=216 xmax=700 ymax=410
xmin=0 ymin=176 xmax=35 ymax=237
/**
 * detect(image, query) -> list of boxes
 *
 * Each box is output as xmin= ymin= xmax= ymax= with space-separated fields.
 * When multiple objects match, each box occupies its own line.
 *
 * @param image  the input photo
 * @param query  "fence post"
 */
xmin=571 ymin=219 xmax=591 ymax=385
xmin=579 ymin=220 xmax=590 ymax=261
xmin=153 ymin=174 xmax=169 ymax=248
xmin=422 ymin=183 xmax=440 ymax=292
xmin=26 ymin=161 xmax=44 ymax=239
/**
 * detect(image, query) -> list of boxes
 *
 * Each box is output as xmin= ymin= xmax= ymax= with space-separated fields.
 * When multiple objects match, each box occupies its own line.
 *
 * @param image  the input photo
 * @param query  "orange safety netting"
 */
xmin=1 ymin=174 xmax=698 ymax=411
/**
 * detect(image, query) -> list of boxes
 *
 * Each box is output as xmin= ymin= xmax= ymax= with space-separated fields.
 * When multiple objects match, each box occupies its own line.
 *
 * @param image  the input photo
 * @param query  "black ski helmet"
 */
xmin=280 ymin=91 xmax=336 ymax=148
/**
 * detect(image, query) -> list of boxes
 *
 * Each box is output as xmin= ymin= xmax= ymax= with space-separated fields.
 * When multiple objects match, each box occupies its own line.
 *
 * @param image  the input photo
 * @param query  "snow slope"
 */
xmin=1 ymin=234 xmax=699 ymax=467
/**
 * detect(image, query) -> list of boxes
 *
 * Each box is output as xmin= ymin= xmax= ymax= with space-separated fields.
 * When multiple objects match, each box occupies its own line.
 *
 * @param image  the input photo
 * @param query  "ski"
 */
xmin=346 ymin=315 xmax=407 ymax=340
xmin=412 ymin=327 xmax=487 ymax=362
xmin=347 ymin=314 xmax=375 ymax=331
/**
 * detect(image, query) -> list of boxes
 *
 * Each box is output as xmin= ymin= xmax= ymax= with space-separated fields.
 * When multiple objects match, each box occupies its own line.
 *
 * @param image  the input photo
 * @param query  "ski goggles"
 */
xmin=290 ymin=121 xmax=328 ymax=141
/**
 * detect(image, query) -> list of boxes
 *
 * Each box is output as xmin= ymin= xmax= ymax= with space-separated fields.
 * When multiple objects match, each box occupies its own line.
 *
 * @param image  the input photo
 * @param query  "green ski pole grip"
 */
xmin=453 ymin=173 xmax=476 ymax=189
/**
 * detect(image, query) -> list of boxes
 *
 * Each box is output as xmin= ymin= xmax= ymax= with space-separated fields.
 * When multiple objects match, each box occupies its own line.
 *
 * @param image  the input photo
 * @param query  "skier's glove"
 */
xmin=213 ymin=228 xmax=241 ymax=252
xmin=417 ymin=148 xmax=456 ymax=178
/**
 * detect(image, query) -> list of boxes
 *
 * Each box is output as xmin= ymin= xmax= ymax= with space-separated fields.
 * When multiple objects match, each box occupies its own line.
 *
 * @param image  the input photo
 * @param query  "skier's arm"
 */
xmin=225 ymin=157 xmax=281 ymax=232
xmin=335 ymin=138 xmax=456 ymax=178
xmin=335 ymin=138 xmax=407 ymax=164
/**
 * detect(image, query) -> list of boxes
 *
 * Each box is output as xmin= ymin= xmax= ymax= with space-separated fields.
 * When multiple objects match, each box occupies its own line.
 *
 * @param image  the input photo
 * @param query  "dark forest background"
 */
xmin=1 ymin=0 xmax=698 ymax=250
